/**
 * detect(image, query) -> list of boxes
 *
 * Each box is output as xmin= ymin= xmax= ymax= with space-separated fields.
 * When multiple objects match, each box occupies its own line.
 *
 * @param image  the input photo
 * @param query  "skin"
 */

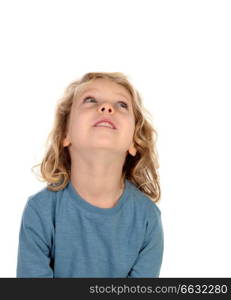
xmin=63 ymin=78 xmax=137 ymax=208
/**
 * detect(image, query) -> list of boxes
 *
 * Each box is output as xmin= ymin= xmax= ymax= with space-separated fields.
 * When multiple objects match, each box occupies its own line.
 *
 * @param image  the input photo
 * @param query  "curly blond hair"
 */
xmin=32 ymin=72 xmax=161 ymax=203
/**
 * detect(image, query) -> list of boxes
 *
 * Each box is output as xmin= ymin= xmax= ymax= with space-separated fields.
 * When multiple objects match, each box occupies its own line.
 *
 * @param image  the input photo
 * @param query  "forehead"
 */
xmin=77 ymin=79 xmax=132 ymax=101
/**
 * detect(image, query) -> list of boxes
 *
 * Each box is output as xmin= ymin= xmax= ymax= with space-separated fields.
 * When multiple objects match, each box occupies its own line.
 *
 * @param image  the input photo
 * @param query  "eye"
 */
xmin=83 ymin=96 xmax=128 ymax=109
xmin=118 ymin=101 xmax=128 ymax=109
xmin=83 ymin=96 xmax=96 ymax=103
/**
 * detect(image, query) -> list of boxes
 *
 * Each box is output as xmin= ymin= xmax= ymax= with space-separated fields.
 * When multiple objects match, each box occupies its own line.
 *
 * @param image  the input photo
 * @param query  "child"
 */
xmin=16 ymin=72 xmax=164 ymax=278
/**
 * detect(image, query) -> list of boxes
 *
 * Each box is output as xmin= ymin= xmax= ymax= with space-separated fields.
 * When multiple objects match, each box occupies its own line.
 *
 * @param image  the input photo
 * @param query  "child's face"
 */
xmin=66 ymin=78 xmax=136 ymax=157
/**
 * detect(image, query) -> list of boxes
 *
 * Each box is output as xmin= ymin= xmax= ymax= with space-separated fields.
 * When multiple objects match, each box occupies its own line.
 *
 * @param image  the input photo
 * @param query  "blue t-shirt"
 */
xmin=16 ymin=179 xmax=164 ymax=278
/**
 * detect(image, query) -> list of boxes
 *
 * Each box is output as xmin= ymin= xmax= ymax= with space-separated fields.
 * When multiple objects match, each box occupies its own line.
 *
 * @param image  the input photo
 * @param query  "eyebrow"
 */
xmin=78 ymin=87 xmax=131 ymax=102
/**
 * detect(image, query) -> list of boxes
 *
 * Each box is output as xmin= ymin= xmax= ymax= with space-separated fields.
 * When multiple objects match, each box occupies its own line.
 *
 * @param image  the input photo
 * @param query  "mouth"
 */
xmin=93 ymin=119 xmax=117 ymax=129
xmin=93 ymin=125 xmax=116 ymax=130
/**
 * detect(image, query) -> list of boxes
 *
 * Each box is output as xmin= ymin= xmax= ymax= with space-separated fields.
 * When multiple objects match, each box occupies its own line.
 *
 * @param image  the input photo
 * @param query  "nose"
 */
xmin=97 ymin=102 xmax=114 ymax=113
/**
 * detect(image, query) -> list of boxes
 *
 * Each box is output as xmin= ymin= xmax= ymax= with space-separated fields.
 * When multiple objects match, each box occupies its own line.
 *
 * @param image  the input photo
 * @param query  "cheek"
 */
xmin=127 ymin=122 xmax=136 ymax=141
xmin=120 ymin=122 xmax=135 ymax=141
xmin=127 ymin=117 xmax=135 ymax=133
xmin=69 ymin=114 xmax=92 ymax=138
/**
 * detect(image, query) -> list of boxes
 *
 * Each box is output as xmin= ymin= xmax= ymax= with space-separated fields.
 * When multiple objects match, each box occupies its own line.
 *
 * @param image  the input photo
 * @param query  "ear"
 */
xmin=63 ymin=136 xmax=71 ymax=147
xmin=128 ymin=143 xmax=137 ymax=156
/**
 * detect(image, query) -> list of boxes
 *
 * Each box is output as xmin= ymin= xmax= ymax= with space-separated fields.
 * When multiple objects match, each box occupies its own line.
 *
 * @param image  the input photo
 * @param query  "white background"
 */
xmin=0 ymin=0 xmax=230 ymax=277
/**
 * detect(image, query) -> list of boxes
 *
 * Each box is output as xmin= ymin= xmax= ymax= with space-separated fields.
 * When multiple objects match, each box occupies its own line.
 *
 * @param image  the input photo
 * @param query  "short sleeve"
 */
xmin=127 ymin=203 xmax=164 ymax=278
xmin=16 ymin=201 xmax=54 ymax=278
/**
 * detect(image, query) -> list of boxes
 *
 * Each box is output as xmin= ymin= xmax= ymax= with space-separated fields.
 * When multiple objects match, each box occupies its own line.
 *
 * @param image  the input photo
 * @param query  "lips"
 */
xmin=93 ymin=118 xmax=117 ymax=129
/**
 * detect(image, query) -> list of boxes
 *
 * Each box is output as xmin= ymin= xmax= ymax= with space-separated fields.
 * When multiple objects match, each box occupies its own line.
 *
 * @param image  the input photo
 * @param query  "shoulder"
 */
xmin=127 ymin=180 xmax=161 ymax=219
xmin=27 ymin=186 xmax=54 ymax=206
xmin=24 ymin=185 xmax=60 ymax=219
xmin=20 ymin=186 xmax=59 ymax=247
